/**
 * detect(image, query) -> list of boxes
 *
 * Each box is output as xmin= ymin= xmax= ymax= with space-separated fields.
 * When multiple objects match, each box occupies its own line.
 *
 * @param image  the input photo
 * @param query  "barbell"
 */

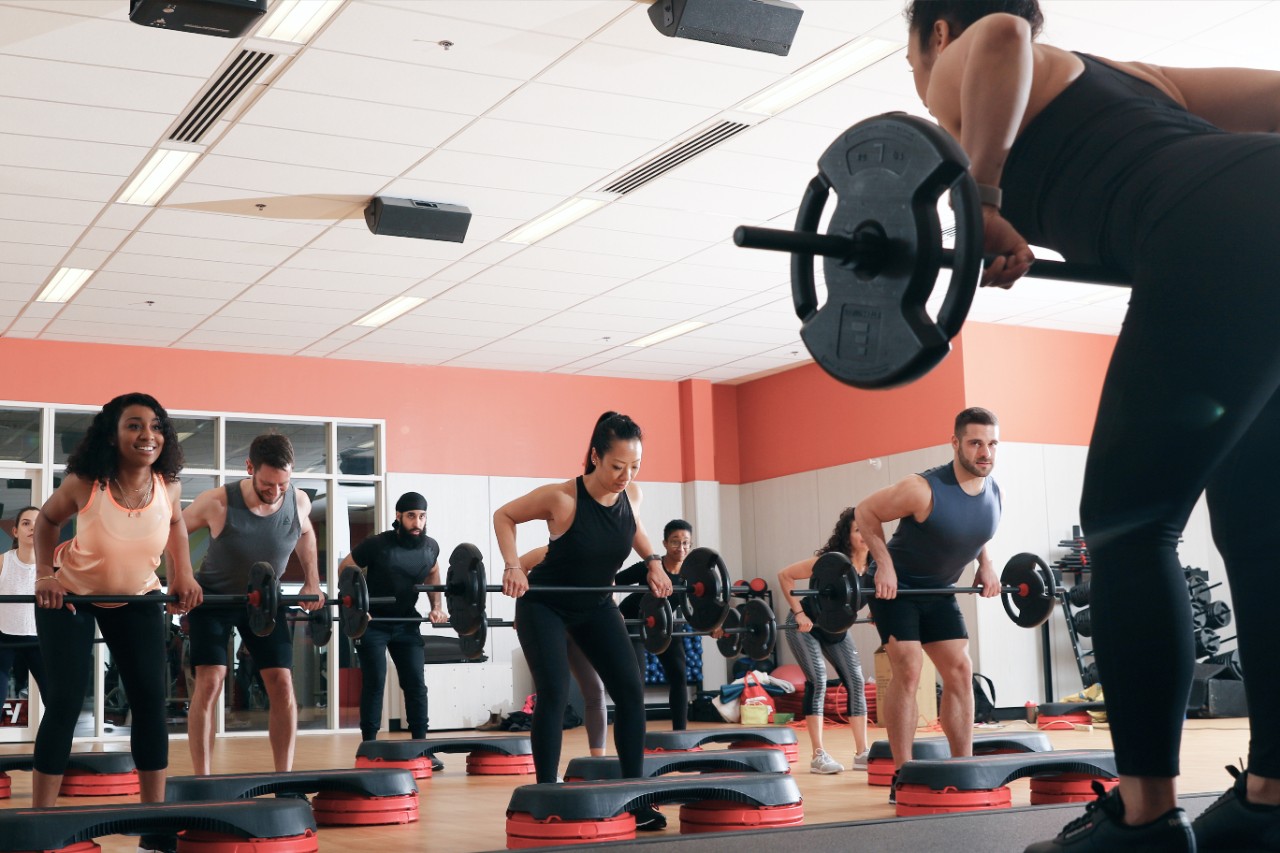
xmin=793 ymin=550 xmax=1060 ymax=634
xmin=732 ymin=112 xmax=1131 ymax=390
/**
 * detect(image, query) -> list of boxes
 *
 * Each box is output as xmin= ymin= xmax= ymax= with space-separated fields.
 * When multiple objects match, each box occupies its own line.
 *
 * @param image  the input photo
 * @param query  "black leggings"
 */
xmin=631 ymin=636 xmax=688 ymax=730
xmin=1081 ymin=151 xmax=1280 ymax=779
xmin=516 ymin=599 xmax=645 ymax=783
xmin=0 ymin=630 xmax=45 ymax=708
xmin=35 ymin=600 xmax=169 ymax=774
xmin=354 ymin=621 xmax=428 ymax=740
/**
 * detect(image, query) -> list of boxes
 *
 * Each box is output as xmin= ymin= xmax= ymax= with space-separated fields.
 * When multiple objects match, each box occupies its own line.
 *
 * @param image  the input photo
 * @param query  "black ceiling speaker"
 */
xmin=365 ymin=198 xmax=472 ymax=243
xmin=129 ymin=0 xmax=268 ymax=38
xmin=648 ymin=0 xmax=803 ymax=56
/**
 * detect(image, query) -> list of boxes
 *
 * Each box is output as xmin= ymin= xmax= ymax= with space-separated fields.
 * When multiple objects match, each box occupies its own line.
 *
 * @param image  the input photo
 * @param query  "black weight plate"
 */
xmin=1205 ymin=600 xmax=1232 ymax=630
xmin=680 ymin=547 xmax=730 ymax=632
xmin=799 ymin=113 xmax=983 ymax=389
xmin=808 ymin=551 xmax=858 ymax=634
xmin=338 ymin=566 xmax=370 ymax=640
xmin=460 ymin=620 xmax=488 ymax=661
xmin=307 ymin=608 xmax=333 ymax=648
xmin=1074 ymin=607 xmax=1092 ymax=638
xmin=1000 ymin=552 xmax=1055 ymax=628
xmin=445 ymin=542 xmax=486 ymax=637
xmin=716 ymin=606 xmax=742 ymax=658
xmin=738 ymin=599 xmax=777 ymax=662
xmin=640 ymin=594 xmax=674 ymax=655
xmin=247 ymin=561 xmax=278 ymax=637
xmin=1068 ymin=581 xmax=1091 ymax=608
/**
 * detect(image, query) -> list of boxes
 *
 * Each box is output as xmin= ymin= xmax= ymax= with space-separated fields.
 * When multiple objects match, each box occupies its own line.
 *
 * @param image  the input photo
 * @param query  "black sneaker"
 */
xmin=1025 ymin=782 xmax=1193 ymax=852
xmin=1193 ymin=765 xmax=1280 ymax=851
xmin=631 ymin=805 xmax=667 ymax=832
xmin=431 ymin=756 xmax=445 ymax=772
xmin=888 ymin=771 xmax=898 ymax=806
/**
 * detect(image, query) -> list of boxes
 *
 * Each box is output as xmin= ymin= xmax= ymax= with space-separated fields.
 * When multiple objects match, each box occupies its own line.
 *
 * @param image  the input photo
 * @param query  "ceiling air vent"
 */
xmin=169 ymin=49 xmax=276 ymax=144
xmin=602 ymin=120 xmax=750 ymax=195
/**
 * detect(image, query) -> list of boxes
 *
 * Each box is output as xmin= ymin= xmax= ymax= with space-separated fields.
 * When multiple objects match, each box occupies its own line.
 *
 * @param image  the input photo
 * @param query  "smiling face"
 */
xmin=115 ymin=404 xmax=163 ymax=469
xmin=664 ymin=527 xmax=692 ymax=562
xmin=249 ymin=463 xmax=292 ymax=506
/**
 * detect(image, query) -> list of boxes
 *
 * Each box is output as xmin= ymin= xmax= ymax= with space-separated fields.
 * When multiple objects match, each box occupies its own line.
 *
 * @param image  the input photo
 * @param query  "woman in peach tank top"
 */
xmin=31 ymin=393 xmax=202 ymax=813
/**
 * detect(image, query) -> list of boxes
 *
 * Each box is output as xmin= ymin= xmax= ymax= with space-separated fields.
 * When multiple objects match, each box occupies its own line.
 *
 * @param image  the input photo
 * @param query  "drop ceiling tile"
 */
xmin=0 ymin=96 xmax=173 ymax=147
xmin=57 ymin=303 xmax=198 ymax=329
xmin=260 ymin=267 xmax=415 ymax=295
xmin=104 ymin=253 xmax=270 ymax=285
xmin=366 ymin=0 xmax=625 ymax=39
xmin=404 ymin=150 xmax=609 ymax=197
xmin=215 ymin=300 xmax=355 ymax=326
xmin=442 ymin=282 xmax=585 ymax=311
xmin=185 ymin=155 xmax=390 ymax=198
xmin=358 ymin=327 xmax=489 ymax=350
xmin=309 ymin=226 xmax=474 ymax=263
xmin=0 ymin=281 xmax=38 ymax=300
xmin=242 ymin=89 xmax=474 ymax=148
xmin=607 ymin=279 xmax=754 ymax=308
xmin=465 ymin=264 xmax=625 ymax=295
xmin=215 ymin=124 xmax=428 ymax=177
xmin=719 ymin=118 xmax=837 ymax=165
xmin=0 ymin=164 xmax=125 ymax=203
xmin=0 ymin=262 xmax=52 ymax=286
xmin=378 ymin=179 xmax=566 ymax=223
xmin=0 ymin=133 xmax=149 ymax=178
xmin=76 ymin=227 xmax=131 ymax=253
xmin=0 ymin=55 xmax=202 ymax=114
xmin=423 ymin=260 xmax=489 ymax=283
xmin=1041 ymin=0 xmax=1266 ymax=42
xmin=637 ymin=261 xmax=784 ymax=291
xmin=541 ymin=311 xmax=671 ymax=336
xmin=196 ymin=314 xmax=340 ymax=337
xmin=76 ymin=286 xmax=224 ymax=314
xmin=141 ymin=209 xmax=327 ymax=248
xmin=0 ymin=194 xmax=101 ymax=227
xmin=0 ymin=219 xmax=84 ymax=248
xmin=490 ymin=83 xmax=715 ymax=141
xmin=536 ymin=225 xmax=709 ymax=263
xmin=414 ymin=298 xmax=557 ymax=325
xmin=62 ymin=247 xmax=110 ymax=270
xmin=583 ymin=202 xmax=742 ymax=242
xmin=445 ymin=118 xmax=658 ymax=170
xmin=178 ymin=329 xmax=319 ymax=349
xmin=502 ymin=246 xmax=666 ymax=279
xmin=283 ymin=247 xmax=450 ymax=279
xmin=275 ymin=50 xmax=520 ymax=116
xmin=236 ymin=284 xmax=384 ymax=311
xmin=42 ymin=320 xmax=186 ymax=342
xmin=121 ymin=232 xmax=297 ymax=267
xmin=536 ymin=42 xmax=780 ymax=109
xmin=312 ymin=2 xmax=581 ymax=79
xmin=620 ymin=177 xmax=796 ymax=221
xmin=381 ymin=313 xmax=524 ymax=338
xmin=80 ymin=270 xmax=247 ymax=300
xmin=505 ymin=325 xmax=620 ymax=345
xmin=175 ymin=340 xmax=311 ymax=355
xmin=445 ymin=350 xmax=569 ymax=370
xmin=94 ymin=204 xmax=150 ymax=230
xmin=695 ymin=323 xmax=799 ymax=345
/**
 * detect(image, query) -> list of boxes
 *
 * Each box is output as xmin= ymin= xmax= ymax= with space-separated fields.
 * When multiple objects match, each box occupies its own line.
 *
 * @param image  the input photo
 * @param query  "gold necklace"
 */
xmin=114 ymin=476 xmax=153 ymax=518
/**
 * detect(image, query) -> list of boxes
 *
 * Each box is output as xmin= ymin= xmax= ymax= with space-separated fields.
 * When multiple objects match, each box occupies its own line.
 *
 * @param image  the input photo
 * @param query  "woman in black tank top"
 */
xmin=904 ymin=4 xmax=1280 ymax=851
xmin=493 ymin=413 xmax=673 ymax=829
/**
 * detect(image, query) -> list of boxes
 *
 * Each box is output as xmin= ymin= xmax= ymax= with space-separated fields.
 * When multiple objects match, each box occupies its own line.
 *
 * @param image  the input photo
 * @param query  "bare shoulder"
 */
xmin=293 ymin=487 xmax=313 ymax=513
xmin=625 ymin=481 xmax=643 ymax=506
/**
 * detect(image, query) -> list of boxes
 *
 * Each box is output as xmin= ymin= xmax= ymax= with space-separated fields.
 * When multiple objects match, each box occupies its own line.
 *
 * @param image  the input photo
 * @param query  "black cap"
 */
xmin=395 ymin=491 xmax=428 ymax=513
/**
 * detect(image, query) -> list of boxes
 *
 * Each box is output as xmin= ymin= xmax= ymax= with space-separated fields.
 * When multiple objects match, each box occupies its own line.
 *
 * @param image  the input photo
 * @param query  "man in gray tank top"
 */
xmin=856 ymin=408 xmax=1003 ymax=802
xmin=182 ymin=434 xmax=324 ymax=775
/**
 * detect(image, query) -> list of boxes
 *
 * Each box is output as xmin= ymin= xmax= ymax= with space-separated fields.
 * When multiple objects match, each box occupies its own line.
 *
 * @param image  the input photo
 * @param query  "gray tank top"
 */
xmin=880 ymin=463 xmax=1002 ymax=589
xmin=197 ymin=482 xmax=302 ymax=594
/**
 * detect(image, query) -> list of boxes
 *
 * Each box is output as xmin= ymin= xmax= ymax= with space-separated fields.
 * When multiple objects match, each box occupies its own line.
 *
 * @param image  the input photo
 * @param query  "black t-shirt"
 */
xmin=616 ymin=559 xmax=687 ymax=622
xmin=350 ymin=531 xmax=440 ymax=618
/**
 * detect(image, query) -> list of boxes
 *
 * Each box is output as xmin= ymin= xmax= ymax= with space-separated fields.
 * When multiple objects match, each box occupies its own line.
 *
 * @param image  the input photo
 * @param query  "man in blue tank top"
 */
xmin=182 ymin=434 xmax=324 ymax=776
xmin=856 ymin=408 xmax=1002 ymax=801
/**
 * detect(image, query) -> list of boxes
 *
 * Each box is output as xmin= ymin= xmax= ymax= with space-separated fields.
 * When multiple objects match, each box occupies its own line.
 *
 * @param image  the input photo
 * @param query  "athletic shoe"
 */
xmin=810 ymin=749 xmax=844 ymax=775
xmin=1193 ymin=765 xmax=1280 ymax=851
xmin=1024 ymin=782 xmax=1193 ymax=852
xmin=888 ymin=771 xmax=898 ymax=805
xmin=431 ymin=756 xmax=444 ymax=772
xmin=631 ymin=805 xmax=667 ymax=831
xmin=851 ymin=749 xmax=870 ymax=771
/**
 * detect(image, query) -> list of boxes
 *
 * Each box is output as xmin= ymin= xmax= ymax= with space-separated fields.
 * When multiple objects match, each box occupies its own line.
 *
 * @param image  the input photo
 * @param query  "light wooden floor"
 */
xmin=0 ymin=718 xmax=1250 ymax=853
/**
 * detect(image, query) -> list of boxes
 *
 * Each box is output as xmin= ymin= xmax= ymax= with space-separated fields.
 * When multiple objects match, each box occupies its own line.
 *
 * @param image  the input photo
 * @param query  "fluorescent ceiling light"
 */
xmin=626 ymin=320 xmax=708 ymax=348
xmin=256 ymin=0 xmax=344 ymax=44
xmin=501 ymin=197 xmax=610 ymax=245
xmin=353 ymin=296 xmax=426 ymax=328
xmin=739 ymin=36 xmax=903 ymax=117
xmin=36 ymin=267 xmax=94 ymax=303
xmin=118 ymin=149 xmax=199 ymax=206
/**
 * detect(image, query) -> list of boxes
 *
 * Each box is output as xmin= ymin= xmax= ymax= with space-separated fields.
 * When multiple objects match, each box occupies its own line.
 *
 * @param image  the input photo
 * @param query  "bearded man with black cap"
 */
xmin=339 ymin=491 xmax=444 ymax=741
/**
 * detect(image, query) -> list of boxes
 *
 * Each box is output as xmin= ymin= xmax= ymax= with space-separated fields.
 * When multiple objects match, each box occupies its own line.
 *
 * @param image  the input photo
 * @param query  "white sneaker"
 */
xmin=810 ymin=749 xmax=844 ymax=774
xmin=851 ymin=749 xmax=870 ymax=770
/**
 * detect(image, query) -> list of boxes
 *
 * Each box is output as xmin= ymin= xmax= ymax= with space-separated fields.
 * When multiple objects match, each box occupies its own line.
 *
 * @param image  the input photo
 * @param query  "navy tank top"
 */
xmin=1002 ymin=53 xmax=1280 ymax=273
xmin=524 ymin=476 xmax=637 ymax=612
xmin=880 ymin=463 xmax=1001 ymax=588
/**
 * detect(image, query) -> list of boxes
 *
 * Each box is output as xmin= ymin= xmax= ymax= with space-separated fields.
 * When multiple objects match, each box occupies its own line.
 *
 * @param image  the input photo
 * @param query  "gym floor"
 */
xmin=0 ymin=718 xmax=1248 ymax=852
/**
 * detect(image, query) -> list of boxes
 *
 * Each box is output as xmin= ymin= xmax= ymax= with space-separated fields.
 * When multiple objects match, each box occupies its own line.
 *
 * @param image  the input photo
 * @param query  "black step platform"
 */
xmin=166 ymin=768 xmax=417 ymax=802
xmin=356 ymin=735 xmax=531 ymax=762
xmin=507 ymin=772 xmax=802 ymax=821
xmin=868 ymin=731 xmax=1053 ymax=763
xmin=563 ymin=748 xmax=790 ymax=781
xmin=0 ymin=798 xmax=316 ymax=852
xmin=644 ymin=727 xmax=798 ymax=763
xmin=898 ymin=749 xmax=1117 ymax=791
xmin=0 ymin=751 xmax=137 ymax=774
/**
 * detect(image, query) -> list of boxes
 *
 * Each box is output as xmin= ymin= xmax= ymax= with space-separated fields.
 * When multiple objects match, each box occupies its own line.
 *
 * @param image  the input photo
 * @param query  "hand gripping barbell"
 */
xmin=790 ymin=551 xmax=1060 ymax=634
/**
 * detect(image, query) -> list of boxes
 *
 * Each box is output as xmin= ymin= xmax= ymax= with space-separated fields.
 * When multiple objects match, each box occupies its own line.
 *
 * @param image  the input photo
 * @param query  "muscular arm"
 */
xmin=778 ymin=556 xmax=820 ymax=631
xmin=951 ymin=13 xmax=1035 ymax=186
xmin=34 ymin=476 xmax=89 ymax=579
xmin=494 ymin=482 xmax=571 ymax=597
xmin=163 ymin=482 xmax=203 ymax=611
xmin=855 ymin=475 xmax=932 ymax=599
xmin=293 ymin=489 xmax=324 ymax=610
xmin=1156 ymin=65 xmax=1280 ymax=133
xmin=181 ymin=488 xmax=223 ymax=537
